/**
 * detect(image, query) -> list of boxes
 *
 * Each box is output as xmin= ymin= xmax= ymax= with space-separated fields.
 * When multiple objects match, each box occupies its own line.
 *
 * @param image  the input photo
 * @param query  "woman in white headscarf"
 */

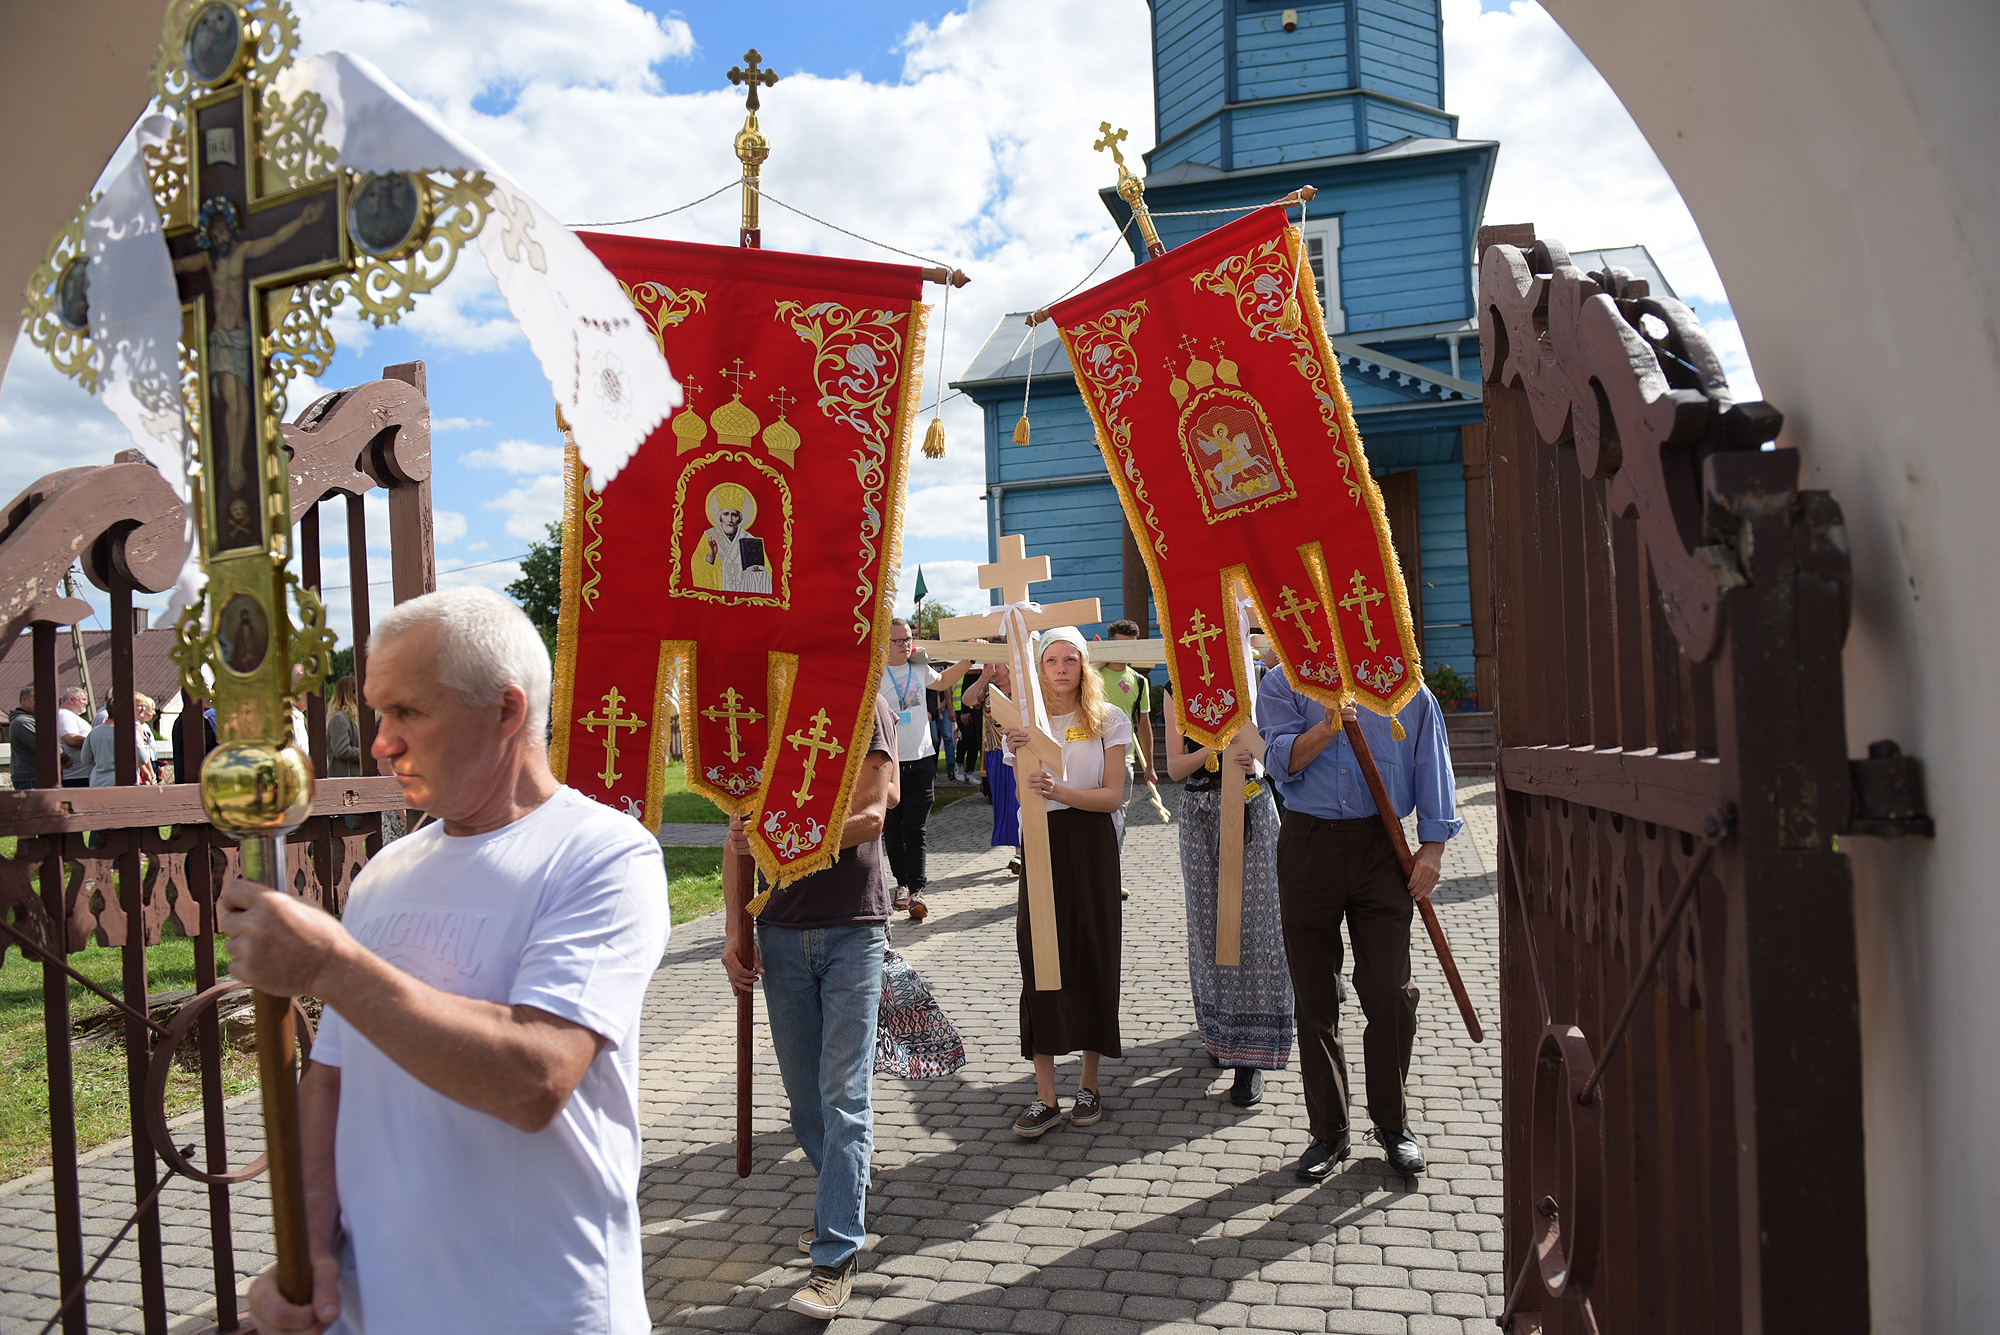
xmin=1000 ymin=628 xmax=1129 ymax=1139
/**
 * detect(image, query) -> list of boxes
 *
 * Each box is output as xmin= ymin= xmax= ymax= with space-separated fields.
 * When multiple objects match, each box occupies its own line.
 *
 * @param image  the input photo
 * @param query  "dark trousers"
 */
xmin=884 ymin=758 xmax=938 ymax=892
xmin=1276 ymin=809 xmax=1419 ymax=1143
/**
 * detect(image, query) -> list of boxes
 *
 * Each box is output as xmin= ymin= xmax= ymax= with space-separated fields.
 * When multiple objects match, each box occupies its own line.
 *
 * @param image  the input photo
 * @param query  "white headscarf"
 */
xmin=1037 ymin=627 xmax=1090 ymax=663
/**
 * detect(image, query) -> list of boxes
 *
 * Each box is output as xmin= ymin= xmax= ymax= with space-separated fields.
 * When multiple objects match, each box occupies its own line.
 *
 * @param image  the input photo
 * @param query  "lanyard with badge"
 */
xmin=890 ymin=664 xmax=922 ymax=726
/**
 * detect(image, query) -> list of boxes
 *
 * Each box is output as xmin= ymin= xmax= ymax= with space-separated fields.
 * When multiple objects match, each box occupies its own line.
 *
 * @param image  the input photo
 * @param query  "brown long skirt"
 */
xmin=1017 ymin=806 xmax=1123 ymax=1059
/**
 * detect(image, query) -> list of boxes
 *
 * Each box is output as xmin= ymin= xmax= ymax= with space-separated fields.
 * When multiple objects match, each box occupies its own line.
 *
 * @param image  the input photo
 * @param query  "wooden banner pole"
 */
xmin=1339 ymin=714 xmax=1484 ymax=1043
xmin=722 ymin=843 xmax=757 ymax=1175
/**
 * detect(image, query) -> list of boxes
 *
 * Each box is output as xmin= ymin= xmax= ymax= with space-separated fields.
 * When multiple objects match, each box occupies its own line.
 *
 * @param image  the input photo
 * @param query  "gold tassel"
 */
xmin=923 ymin=416 xmax=945 ymax=458
xmin=1012 ymin=415 xmax=1030 ymax=445
xmin=745 ymin=887 xmax=771 ymax=918
xmin=1277 ymin=297 xmax=1304 ymax=337
xmin=1391 ymin=718 xmax=1407 ymax=742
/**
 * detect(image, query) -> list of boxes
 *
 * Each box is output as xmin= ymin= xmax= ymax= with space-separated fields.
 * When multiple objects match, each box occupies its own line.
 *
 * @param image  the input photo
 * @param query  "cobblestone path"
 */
xmin=0 ymin=778 xmax=1501 ymax=1334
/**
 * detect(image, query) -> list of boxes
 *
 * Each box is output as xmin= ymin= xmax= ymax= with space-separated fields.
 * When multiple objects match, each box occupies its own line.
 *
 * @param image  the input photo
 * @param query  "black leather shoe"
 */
xmin=1229 ymin=1068 xmax=1264 ymax=1107
xmin=1294 ymin=1133 xmax=1350 ymax=1183
xmin=1374 ymin=1128 xmax=1426 ymax=1176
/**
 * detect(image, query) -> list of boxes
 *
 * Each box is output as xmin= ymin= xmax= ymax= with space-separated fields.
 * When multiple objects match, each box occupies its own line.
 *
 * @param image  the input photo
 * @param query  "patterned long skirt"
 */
xmin=1179 ymin=785 xmax=1294 ymax=1069
xmin=987 ymin=748 xmax=1021 ymax=847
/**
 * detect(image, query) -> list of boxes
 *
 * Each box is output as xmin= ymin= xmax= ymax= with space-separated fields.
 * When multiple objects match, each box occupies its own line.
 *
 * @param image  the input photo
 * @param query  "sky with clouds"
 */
xmin=1 ymin=0 xmax=1758 ymax=647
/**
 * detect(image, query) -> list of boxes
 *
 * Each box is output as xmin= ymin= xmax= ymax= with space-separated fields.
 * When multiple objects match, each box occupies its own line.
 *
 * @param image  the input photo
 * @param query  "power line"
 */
xmin=316 ymin=551 xmax=532 ymax=593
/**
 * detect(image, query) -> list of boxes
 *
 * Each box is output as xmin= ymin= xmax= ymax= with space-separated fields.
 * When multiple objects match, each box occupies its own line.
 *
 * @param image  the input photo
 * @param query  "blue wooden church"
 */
xmin=952 ymin=0 xmax=1669 ymax=706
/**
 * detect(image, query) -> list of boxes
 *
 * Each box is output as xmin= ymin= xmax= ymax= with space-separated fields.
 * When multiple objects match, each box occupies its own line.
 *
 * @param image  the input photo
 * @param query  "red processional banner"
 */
xmin=1049 ymin=206 xmax=1420 ymax=747
xmin=552 ymin=234 xmax=926 ymax=884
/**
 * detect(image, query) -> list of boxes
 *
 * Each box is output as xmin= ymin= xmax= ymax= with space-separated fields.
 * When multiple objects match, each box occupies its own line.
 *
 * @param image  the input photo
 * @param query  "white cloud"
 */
xmin=432 ymin=415 xmax=490 ymax=432
xmin=487 ymin=473 xmax=564 ymax=540
xmin=0 ymin=330 xmax=152 ymax=504
xmin=463 ymin=438 xmax=565 ymax=474
xmin=433 ymin=509 xmax=469 ymax=544
xmin=896 ymin=559 xmax=986 ymax=619
xmin=902 ymin=483 xmax=988 ymax=541
xmin=1699 ymin=315 xmax=1762 ymax=402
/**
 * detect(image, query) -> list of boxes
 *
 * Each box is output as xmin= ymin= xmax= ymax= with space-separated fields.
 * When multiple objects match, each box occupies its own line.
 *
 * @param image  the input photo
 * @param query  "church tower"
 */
xmin=957 ymin=0 xmax=1517 ymax=702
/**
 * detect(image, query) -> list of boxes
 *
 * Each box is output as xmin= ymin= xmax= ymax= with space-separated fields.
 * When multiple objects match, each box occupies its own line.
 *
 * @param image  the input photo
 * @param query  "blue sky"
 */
xmin=1 ymin=0 xmax=1756 ymax=647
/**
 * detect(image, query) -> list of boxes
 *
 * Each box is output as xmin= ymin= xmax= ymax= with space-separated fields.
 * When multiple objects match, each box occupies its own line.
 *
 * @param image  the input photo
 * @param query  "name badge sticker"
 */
xmin=1065 ymin=725 xmax=1092 ymax=742
xmin=898 ymin=709 xmax=915 ymax=724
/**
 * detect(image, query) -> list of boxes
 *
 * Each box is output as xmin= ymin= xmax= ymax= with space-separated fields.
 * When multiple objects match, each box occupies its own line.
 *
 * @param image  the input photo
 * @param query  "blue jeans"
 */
xmin=757 ymin=921 xmax=885 ymax=1268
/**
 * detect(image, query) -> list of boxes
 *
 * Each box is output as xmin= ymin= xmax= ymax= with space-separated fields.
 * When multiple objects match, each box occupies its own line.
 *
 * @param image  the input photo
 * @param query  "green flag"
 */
xmin=913 ymin=566 xmax=929 ymax=604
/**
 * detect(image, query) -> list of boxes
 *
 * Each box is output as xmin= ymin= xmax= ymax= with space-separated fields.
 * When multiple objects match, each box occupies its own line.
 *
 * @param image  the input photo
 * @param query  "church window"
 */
xmin=1297 ymin=216 xmax=1344 ymax=334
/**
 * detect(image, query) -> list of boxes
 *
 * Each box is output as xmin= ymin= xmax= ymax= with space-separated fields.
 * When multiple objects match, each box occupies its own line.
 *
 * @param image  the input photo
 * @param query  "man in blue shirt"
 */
xmin=1258 ymin=667 xmax=1461 ymax=1181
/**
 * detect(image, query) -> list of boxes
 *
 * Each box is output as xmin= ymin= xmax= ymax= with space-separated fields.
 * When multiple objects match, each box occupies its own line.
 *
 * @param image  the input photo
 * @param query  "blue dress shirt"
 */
xmin=1256 ymin=670 xmax=1463 ymax=844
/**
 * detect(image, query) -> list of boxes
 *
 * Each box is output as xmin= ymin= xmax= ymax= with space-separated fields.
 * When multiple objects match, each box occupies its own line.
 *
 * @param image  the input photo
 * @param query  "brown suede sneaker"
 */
xmin=1012 ymin=1098 xmax=1061 ymax=1138
xmin=1071 ymin=1087 xmax=1104 ymax=1126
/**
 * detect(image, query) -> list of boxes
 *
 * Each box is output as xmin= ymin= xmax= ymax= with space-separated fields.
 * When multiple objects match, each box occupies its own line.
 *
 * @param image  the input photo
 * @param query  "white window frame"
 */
xmin=1297 ymin=215 xmax=1345 ymax=334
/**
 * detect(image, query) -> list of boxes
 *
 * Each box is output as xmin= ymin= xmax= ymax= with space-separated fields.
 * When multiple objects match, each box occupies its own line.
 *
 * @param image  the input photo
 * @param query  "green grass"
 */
xmin=661 ymin=846 xmax=724 ymax=923
xmin=656 ymin=760 xmax=729 ymax=824
xmin=0 ymin=933 xmax=257 ymax=1182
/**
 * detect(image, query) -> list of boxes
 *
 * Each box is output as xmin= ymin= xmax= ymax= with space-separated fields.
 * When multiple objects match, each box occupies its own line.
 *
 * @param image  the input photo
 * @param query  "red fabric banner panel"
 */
xmin=1049 ymin=206 xmax=1420 ymax=747
xmin=552 ymin=234 xmax=926 ymax=884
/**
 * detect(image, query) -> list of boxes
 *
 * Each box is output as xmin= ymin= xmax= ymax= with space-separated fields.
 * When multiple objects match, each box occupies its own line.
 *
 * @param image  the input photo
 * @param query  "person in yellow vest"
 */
xmin=692 ymin=482 xmax=772 ymax=594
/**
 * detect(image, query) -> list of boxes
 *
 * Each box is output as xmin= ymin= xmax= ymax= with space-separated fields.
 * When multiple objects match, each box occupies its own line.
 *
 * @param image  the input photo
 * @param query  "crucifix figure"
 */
xmin=784 ymin=707 xmax=844 ymax=804
xmin=1178 ymin=607 xmax=1225 ymax=685
xmin=700 ymin=686 xmax=764 ymax=764
xmin=166 ymin=87 xmax=351 ymax=551
xmin=579 ymin=686 xmax=648 ymax=788
xmin=1340 ymin=568 xmax=1386 ymax=650
xmin=1272 ymin=584 xmax=1324 ymax=652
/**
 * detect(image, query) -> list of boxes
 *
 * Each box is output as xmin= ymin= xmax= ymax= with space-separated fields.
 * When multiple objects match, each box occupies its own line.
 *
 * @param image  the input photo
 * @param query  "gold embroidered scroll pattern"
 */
xmin=1192 ymin=232 xmax=1364 ymax=505
xmin=774 ymin=300 xmax=913 ymax=639
xmin=1060 ymin=302 xmax=1167 ymax=558
xmin=579 ymin=479 xmax=607 ymax=611
xmin=624 ymin=283 xmax=708 ymax=352
xmin=578 ymin=686 xmax=647 ymax=789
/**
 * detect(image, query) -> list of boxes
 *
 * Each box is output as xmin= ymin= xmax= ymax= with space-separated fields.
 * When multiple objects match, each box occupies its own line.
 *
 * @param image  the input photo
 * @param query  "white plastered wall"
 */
xmin=1541 ymin=1 xmax=2000 ymax=1330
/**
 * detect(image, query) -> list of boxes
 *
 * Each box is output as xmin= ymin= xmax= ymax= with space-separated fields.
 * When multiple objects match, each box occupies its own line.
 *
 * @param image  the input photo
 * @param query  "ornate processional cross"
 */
xmin=727 ymin=49 xmax=779 ymax=247
xmin=700 ymin=687 xmax=765 ymax=764
xmin=580 ymin=687 xmax=648 ymax=788
xmin=1340 ymin=569 xmax=1387 ymax=650
xmin=1272 ymin=584 xmax=1323 ymax=653
xmin=784 ymin=708 xmax=845 ymax=804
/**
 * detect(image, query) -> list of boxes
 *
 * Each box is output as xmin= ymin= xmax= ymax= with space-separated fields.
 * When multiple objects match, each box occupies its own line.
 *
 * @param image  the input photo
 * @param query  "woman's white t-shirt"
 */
xmin=313 ymin=787 xmax=670 ymax=1334
xmin=1006 ymin=707 xmax=1133 ymax=826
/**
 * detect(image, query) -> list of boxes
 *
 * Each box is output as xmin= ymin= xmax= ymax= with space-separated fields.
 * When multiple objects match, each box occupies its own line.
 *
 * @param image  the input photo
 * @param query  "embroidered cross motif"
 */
xmin=1178 ymin=608 xmax=1225 ymax=685
xmin=784 ymin=707 xmax=845 ymax=804
xmin=1339 ymin=569 xmax=1386 ymax=651
xmin=700 ymin=686 xmax=765 ymax=764
xmin=579 ymin=686 xmax=647 ymax=788
xmin=1272 ymin=584 xmax=1323 ymax=652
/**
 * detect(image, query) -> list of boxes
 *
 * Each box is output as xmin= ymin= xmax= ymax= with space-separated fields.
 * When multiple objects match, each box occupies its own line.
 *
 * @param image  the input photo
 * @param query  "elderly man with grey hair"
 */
xmin=223 ymin=588 xmax=669 ymax=1335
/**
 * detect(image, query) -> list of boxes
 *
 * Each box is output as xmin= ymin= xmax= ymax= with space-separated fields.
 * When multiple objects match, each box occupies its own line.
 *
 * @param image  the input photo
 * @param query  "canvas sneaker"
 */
xmin=797 ymin=1227 xmax=814 ymax=1254
xmin=787 ymin=1255 xmax=857 ymax=1320
xmin=1012 ymin=1098 xmax=1061 ymax=1138
xmin=1071 ymin=1087 xmax=1104 ymax=1126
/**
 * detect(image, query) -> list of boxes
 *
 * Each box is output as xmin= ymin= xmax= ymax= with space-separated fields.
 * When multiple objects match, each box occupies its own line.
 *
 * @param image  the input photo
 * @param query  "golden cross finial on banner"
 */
xmin=1272 ymin=584 xmax=1324 ymax=653
xmin=727 ymin=49 xmax=779 ymax=246
xmin=728 ymin=48 xmax=779 ymax=112
xmin=1094 ymin=121 xmax=1129 ymax=167
xmin=1340 ymin=569 xmax=1387 ymax=650
xmin=1178 ymin=608 xmax=1225 ymax=684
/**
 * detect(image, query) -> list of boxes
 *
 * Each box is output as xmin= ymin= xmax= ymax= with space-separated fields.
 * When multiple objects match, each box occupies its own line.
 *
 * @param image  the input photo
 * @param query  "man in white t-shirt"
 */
xmin=57 ymin=687 xmax=92 ymax=788
xmin=223 ymin=588 xmax=669 ymax=1335
xmin=876 ymin=618 xmax=972 ymax=920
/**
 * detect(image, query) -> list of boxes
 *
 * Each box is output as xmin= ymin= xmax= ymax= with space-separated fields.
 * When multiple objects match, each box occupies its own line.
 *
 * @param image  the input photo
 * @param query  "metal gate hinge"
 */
xmin=1849 ymin=740 xmax=1934 ymax=838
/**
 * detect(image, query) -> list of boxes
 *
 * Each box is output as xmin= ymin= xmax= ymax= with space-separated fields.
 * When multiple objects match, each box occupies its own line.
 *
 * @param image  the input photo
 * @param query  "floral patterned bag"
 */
xmin=875 ymin=948 xmax=966 ymax=1079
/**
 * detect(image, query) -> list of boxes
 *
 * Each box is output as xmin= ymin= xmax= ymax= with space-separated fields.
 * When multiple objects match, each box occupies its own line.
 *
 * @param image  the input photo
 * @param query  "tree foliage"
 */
xmin=507 ymin=522 xmax=564 ymax=658
xmin=910 ymin=596 xmax=956 ymax=641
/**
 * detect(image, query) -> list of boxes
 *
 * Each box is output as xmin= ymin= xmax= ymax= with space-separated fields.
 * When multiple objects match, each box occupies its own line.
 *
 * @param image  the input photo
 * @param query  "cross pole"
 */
xmin=1095 ymin=122 xmax=1166 ymax=261
xmin=921 ymin=535 xmax=1101 ymax=990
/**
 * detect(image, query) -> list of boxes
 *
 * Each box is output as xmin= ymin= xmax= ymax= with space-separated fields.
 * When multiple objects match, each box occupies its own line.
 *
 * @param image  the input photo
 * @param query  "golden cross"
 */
xmin=1178 ymin=608 xmax=1225 ymax=685
xmin=579 ymin=686 xmax=648 ymax=788
xmin=978 ymin=533 xmax=1053 ymax=606
xmin=727 ymin=49 xmax=779 ymax=112
xmin=719 ymin=357 xmax=756 ymax=398
xmin=1178 ymin=333 xmax=1203 ymax=360
xmin=768 ymin=385 xmax=795 ymax=418
xmin=699 ymin=686 xmax=765 ymax=764
xmin=1093 ymin=122 xmax=1129 ymax=168
xmin=1272 ymin=584 xmax=1323 ymax=652
xmin=784 ymin=707 xmax=845 ymax=804
xmin=1339 ymin=569 xmax=1387 ymax=650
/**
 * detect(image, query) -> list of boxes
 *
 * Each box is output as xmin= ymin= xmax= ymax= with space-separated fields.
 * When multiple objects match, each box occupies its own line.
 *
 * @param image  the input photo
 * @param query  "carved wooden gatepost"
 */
xmin=1479 ymin=227 xmax=1927 ymax=1333
xmin=0 ymin=365 xmax=434 ymax=1335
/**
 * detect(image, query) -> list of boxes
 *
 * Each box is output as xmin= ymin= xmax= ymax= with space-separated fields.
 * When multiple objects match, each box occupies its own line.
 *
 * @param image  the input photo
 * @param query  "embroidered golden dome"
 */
xmin=710 ymin=396 xmax=762 ymax=447
xmin=1168 ymin=347 xmax=1240 ymax=407
xmin=672 ymin=405 xmax=709 ymax=454
xmin=761 ymin=417 xmax=800 ymax=467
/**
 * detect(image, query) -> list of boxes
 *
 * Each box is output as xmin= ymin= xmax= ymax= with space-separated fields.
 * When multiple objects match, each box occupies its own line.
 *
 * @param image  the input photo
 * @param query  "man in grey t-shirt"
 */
xmin=8 ymin=688 xmax=37 ymax=789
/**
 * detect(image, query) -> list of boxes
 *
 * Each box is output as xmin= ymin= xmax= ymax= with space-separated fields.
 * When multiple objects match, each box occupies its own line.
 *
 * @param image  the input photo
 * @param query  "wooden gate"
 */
xmin=0 ymin=363 xmax=436 ymax=1334
xmin=1478 ymin=228 xmax=1914 ymax=1332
